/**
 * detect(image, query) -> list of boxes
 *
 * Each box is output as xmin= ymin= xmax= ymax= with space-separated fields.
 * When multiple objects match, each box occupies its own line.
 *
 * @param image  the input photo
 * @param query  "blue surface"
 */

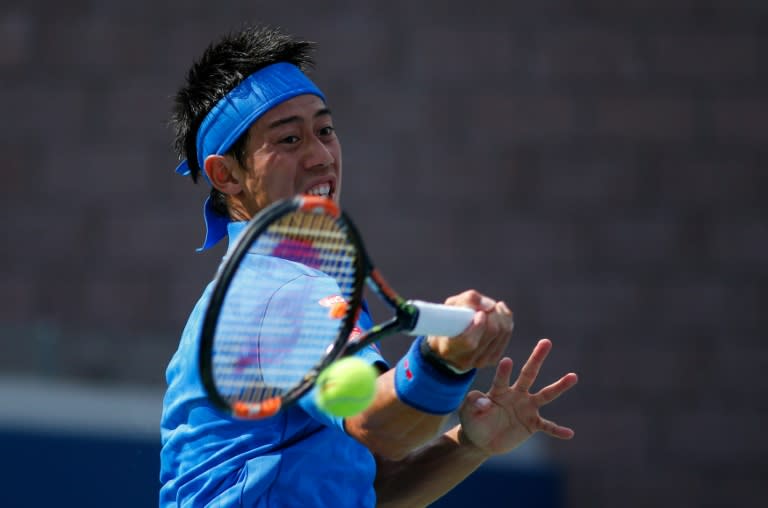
xmin=0 ymin=429 xmax=159 ymax=508
xmin=430 ymin=463 xmax=565 ymax=508
xmin=0 ymin=428 xmax=562 ymax=508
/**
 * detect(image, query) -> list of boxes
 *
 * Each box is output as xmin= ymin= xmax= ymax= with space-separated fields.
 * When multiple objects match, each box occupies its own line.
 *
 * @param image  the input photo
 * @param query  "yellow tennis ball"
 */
xmin=316 ymin=357 xmax=377 ymax=417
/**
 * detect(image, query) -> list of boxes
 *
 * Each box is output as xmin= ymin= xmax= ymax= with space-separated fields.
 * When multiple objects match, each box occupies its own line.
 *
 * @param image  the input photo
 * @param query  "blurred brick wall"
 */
xmin=1 ymin=1 xmax=766 ymax=506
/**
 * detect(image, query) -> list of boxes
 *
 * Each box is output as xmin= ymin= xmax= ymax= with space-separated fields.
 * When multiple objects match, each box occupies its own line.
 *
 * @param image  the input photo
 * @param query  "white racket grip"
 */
xmin=407 ymin=300 xmax=476 ymax=337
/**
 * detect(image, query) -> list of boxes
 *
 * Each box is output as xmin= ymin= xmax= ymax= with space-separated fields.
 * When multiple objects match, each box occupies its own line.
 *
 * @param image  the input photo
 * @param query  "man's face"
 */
xmin=231 ymin=94 xmax=342 ymax=218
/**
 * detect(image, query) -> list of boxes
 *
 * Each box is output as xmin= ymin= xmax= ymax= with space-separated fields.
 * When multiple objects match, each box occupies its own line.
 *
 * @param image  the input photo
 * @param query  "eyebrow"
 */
xmin=266 ymin=108 xmax=333 ymax=130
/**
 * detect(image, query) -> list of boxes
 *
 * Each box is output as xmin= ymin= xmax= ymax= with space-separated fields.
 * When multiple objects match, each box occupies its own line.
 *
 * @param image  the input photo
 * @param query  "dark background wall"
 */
xmin=1 ymin=1 xmax=766 ymax=506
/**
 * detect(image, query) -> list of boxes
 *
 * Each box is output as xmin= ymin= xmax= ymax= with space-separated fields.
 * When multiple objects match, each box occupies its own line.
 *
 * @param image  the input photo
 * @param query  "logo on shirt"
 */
xmin=318 ymin=294 xmax=370 ymax=346
xmin=318 ymin=295 xmax=346 ymax=307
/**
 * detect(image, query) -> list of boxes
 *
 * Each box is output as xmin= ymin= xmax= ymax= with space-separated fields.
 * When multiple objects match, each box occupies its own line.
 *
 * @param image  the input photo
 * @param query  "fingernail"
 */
xmin=474 ymin=397 xmax=492 ymax=409
xmin=480 ymin=296 xmax=495 ymax=310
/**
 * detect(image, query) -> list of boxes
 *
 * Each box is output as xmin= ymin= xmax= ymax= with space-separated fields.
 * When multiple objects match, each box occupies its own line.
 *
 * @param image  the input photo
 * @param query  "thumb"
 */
xmin=463 ymin=390 xmax=493 ymax=415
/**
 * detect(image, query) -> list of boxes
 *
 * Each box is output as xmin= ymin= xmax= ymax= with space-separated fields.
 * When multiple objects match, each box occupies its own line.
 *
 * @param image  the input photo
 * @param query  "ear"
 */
xmin=203 ymin=155 xmax=242 ymax=195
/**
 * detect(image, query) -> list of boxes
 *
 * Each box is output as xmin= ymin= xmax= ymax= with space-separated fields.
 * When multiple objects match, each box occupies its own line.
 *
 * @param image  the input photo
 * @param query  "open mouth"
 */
xmin=304 ymin=182 xmax=333 ymax=199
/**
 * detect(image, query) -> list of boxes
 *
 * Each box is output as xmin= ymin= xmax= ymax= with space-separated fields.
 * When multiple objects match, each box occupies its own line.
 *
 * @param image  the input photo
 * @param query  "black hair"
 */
xmin=171 ymin=25 xmax=317 ymax=216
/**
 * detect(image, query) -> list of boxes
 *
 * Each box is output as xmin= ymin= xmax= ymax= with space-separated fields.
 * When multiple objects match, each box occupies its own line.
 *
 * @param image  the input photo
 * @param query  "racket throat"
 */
xmin=343 ymin=308 xmax=414 ymax=356
xmin=396 ymin=303 xmax=420 ymax=331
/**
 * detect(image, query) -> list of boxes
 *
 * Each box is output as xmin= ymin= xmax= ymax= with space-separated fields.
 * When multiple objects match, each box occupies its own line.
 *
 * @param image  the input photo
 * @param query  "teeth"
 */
xmin=306 ymin=183 xmax=331 ymax=197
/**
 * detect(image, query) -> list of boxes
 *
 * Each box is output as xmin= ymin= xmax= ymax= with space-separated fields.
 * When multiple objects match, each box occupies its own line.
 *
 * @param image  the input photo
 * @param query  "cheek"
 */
xmin=261 ymin=165 xmax=298 ymax=201
xmin=241 ymin=173 xmax=267 ymax=211
xmin=330 ymin=140 xmax=342 ymax=164
xmin=333 ymin=147 xmax=343 ymax=201
xmin=334 ymin=169 xmax=343 ymax=203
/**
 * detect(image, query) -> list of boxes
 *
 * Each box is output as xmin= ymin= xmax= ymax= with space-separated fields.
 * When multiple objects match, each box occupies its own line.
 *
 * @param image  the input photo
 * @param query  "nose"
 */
xmin=304 ymin=135 xmax=335 ymax=170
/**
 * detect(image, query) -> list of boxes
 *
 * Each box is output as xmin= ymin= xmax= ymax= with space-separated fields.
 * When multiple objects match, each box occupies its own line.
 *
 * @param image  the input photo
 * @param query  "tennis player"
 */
xmin=160 ymin=24 xmax=578 ymax=507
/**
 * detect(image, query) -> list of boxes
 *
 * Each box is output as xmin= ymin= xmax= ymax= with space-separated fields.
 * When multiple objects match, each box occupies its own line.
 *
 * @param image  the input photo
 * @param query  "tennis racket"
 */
xmin=199 ymin=196 xmax=475 ymax=419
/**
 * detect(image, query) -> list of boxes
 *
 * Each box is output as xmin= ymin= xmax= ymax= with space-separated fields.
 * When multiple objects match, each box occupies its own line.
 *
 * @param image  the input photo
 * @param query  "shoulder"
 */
xmin=236 ymin=253 xmax=328 ymax=280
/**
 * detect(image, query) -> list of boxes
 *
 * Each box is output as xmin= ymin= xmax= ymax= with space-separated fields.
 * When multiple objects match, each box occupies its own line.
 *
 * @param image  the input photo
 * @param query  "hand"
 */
xmin=427 ymin=290 xmax=514 ymax=372
xmin=457 ymin=338 xmax=578 ymax=457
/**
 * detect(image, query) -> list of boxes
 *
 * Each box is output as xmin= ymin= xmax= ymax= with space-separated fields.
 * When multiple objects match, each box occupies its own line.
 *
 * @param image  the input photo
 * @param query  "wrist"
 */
xmin=394 ymin=337 xmax=477 ymax=414
xmin=419 ymin=336 xmax=473 ymax=376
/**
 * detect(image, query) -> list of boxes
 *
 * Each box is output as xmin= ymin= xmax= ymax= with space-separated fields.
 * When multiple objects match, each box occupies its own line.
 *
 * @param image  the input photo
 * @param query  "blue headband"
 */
xmin=174 ymin=62 xmax=326 ymax=251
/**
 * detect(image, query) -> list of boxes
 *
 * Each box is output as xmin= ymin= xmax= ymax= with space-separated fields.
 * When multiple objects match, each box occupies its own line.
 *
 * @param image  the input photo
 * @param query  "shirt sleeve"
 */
xmin=297 ymin=304 xmax=388 ymax=433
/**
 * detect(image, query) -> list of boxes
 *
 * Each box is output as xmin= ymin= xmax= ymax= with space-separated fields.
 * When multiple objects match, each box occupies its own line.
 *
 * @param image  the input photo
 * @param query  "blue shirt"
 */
xmin=160 ymin=222 xmax=387 ymax=507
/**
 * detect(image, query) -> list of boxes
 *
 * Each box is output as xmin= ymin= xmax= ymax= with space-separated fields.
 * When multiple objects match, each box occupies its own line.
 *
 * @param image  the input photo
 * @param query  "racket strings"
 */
xmin=268 ymin=212 xmax=358 ymax=293
xmin=212 ymin=209 xmax=360 ymax=405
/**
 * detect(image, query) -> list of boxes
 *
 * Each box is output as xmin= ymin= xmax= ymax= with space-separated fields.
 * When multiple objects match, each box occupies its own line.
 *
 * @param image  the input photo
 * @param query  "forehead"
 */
xmin=256 ymin=94 xmax=328 ymax=127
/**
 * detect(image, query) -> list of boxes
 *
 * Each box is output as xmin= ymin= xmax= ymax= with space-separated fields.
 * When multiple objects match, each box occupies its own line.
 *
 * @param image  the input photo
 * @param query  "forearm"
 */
xmin=344 ymin=368 xmax=451 ymax=459
xmin=373 ymin=425 xmax=488 ymax=508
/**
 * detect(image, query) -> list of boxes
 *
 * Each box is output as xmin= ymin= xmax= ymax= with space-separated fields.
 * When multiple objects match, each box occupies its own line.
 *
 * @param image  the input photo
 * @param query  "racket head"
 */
xmin=199 ymin=196 xmax=366 ymax=419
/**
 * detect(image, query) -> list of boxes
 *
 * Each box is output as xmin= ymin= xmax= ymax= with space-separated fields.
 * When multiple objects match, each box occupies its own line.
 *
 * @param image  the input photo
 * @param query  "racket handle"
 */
xmin=407 ymin=300 xmax=476 ymax=337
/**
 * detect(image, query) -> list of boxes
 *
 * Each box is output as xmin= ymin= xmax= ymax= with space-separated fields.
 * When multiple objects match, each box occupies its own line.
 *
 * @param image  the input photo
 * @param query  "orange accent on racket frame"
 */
xmin=233 ymin=397 xmax=282 ymax=419
xmin=298 ymin=196 xmax=340 ymax=218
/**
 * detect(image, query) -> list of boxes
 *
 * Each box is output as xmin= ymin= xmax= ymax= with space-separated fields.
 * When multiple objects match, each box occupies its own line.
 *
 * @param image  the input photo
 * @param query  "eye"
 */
xmin=318 ymin=126 xmax=335 ymax=137
xmin=280 ymin=135 xmax=300 ymax=144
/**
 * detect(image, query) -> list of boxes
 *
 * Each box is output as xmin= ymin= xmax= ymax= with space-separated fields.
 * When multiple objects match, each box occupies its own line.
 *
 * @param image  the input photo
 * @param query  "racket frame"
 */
xmin=199 ymin=196 xmax=453 ymax=419
xmin=198 ymin=196 xmax=367 ymax=418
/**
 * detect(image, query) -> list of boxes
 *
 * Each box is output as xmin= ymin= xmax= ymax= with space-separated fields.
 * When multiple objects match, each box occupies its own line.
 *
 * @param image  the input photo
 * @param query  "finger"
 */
xmin=481 ymin=306 xmax=501 ymax=338
xmin=445 ymin=290 xmax=496 ymax=312
xmin=462 ymin=390 xmax=494 ymax=416
xmin=474 ymin=301 xmax=514 ymax=366
xmin=488 ymin=301 xmax=513 ymax=335
xmin=497 ymin=300 xmax=513 ymax=327
xmin=537 ymin=416 xmax=575 ymax=440
xmin=458 ymin=309 xmax=488 ymax=346
xmin=433 ymin=300 xmax=511 ymax=369
xmin=426 ymin=310 xmax=488 ymax=372
xmin=477 ymin=333 xmax=509 ymax=368
xmin=512 ymin=338 xmax=552 ymax=393
xmin=476 ymin=328 xmax=510 ymax=367
xmin=488 ymin=357 xmax=514 ymax=396
xmin=500 ymin=301 xmax=514 ymax=335
xmin=532 ymin=373 xmax=579 ymax=406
